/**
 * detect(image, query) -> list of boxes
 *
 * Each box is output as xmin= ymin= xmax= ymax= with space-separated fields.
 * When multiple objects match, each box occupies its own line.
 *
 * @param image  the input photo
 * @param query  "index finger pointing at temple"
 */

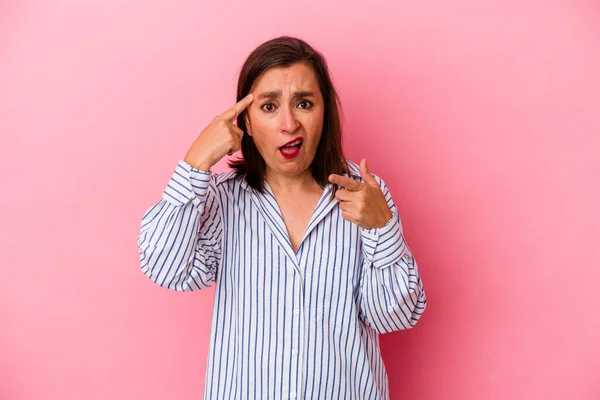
xmin=220 ymin=94 xmax=254 ymax=122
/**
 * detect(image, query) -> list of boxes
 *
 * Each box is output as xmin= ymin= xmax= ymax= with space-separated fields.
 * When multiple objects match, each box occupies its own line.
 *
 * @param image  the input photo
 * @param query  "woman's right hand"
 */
xmin=184 ymin=94 xmax=254 ymax=172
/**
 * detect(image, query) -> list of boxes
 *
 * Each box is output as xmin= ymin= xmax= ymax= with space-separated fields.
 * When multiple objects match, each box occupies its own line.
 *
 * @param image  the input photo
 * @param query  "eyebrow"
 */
xmin=257 ymin=90 xmax=317 ymax=100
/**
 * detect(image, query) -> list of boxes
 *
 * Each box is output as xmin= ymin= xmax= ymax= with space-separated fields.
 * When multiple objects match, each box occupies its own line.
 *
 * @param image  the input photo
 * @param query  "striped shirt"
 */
xmin=138 ymin=159 xmax=426 ymax=400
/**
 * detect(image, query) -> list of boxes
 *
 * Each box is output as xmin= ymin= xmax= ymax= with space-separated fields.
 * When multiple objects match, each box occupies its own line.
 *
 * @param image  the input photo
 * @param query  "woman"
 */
xmin=138 ymin=36 xmax=426 ymax=400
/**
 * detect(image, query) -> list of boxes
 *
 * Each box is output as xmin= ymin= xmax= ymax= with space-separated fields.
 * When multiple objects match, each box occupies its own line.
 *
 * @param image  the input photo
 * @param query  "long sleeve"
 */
xmin=137 ymin=160 xmax=223 ymax=291
xmin=358 ymin=178 xmax=427 ymax=334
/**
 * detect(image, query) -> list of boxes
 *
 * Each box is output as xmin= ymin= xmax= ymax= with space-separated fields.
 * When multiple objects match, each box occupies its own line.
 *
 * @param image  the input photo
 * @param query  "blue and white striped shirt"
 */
xmin=138 ymin=159 xmax=426 ymax=400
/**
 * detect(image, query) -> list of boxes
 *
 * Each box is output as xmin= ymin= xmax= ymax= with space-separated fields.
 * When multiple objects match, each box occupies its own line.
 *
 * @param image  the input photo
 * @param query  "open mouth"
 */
xmin=279 ymin=137 xmax=303 ymax=159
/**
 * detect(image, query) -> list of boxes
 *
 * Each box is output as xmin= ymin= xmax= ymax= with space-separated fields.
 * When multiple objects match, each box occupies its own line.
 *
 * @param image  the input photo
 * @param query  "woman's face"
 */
xmin=245 ymin=62 xmax=324 ymax=181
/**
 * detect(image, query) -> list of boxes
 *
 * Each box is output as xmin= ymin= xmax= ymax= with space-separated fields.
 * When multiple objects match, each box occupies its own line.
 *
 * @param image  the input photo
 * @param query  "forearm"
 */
xmin=138 ymin=161 xmax=222 ymax=291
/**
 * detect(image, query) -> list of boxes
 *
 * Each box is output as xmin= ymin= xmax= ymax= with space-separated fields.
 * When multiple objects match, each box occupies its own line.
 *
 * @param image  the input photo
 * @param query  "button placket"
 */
xmin=289 ymin=270 xmax=304 ymax=400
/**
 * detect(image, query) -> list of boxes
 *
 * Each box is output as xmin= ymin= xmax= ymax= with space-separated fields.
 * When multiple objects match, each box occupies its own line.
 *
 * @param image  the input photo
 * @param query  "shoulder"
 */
xmin=209 ymin=169 xmax=254 ymax=196
xmin=212 ymin=169 xmax=241 ymax=187
xmin=346 ymin=159 xmax=362 ymax=179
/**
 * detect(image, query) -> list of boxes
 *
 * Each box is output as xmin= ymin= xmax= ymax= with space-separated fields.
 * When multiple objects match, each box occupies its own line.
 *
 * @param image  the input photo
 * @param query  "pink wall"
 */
xmin=1 ymin=1 xmax=599 ymax=399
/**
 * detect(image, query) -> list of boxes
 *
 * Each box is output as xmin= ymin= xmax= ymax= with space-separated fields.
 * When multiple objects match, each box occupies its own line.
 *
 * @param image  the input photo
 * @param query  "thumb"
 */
xmin=360 ymin=158 xmax=378 ymax=186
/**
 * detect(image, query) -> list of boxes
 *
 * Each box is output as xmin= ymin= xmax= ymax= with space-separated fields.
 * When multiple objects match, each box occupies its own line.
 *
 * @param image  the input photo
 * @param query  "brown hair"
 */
xmin=229 ymin=36 xmax=349 ymax=192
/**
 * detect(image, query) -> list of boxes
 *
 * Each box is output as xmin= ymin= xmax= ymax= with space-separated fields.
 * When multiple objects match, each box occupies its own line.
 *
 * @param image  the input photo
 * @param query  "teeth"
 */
xmin=285 ymin=140 xmax=302 ymax=147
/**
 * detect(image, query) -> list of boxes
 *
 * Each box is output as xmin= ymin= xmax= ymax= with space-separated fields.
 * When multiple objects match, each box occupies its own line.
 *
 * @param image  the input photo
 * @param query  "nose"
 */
xmin=279 ymin=105 xmax=300 ymax=135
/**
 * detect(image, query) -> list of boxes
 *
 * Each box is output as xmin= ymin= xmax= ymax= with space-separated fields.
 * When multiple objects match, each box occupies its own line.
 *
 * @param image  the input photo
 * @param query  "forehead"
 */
xmin=252 ymin=63 xmax=320 ymax=93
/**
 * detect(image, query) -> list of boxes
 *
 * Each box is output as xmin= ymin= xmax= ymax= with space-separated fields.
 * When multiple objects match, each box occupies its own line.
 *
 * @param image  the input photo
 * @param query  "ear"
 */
xmin=244 ymin=113 xmax=253 ymax=137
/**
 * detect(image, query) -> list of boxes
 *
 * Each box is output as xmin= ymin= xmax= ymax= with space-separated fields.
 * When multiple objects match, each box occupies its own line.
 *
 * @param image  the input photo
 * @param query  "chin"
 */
xmin=280 ymin=164 xmax=308 ymax=176
xmin=274 ymin=159 xmax=312 ymax=177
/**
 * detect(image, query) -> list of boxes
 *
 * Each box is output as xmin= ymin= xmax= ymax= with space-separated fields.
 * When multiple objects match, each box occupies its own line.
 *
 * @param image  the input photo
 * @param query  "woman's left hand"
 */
xmin=328 ymin=159 xmax=393 ymax=229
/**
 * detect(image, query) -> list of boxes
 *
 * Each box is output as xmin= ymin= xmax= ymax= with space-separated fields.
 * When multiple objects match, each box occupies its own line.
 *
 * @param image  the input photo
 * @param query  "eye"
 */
xmin=261 ymin=102 xmax=276 ymax=112
xmin=298 ymin=100 xmax=313 ymax=110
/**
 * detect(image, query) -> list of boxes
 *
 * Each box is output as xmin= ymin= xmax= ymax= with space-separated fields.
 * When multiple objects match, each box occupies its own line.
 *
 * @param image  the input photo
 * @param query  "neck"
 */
xmin=265 ymin=168 xmax=320 ymax=194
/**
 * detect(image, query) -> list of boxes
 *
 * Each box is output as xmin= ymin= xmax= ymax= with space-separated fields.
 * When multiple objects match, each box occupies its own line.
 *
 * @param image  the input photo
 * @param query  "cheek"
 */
xmin=306 ymin=113 xmax=324 ymax=143
xmin=248 ymin=116 xmax=276 ymax=150
xmin=247 ymin=112 xmax=267 ymax=136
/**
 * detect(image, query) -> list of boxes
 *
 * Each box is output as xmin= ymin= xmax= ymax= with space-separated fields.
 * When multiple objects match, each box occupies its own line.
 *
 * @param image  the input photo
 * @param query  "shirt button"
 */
xmin=290 ymin=393 xmax=296 ymax=399
xmin=293 ymin=309 xmax=300 ymax=315
xmin=292 ymin=349 xmax=298 ymax=355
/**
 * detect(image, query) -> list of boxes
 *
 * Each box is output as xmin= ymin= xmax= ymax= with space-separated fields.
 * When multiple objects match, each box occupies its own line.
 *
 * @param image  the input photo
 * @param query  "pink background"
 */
xmin=1 ymin=1 xmax=599 ymax=399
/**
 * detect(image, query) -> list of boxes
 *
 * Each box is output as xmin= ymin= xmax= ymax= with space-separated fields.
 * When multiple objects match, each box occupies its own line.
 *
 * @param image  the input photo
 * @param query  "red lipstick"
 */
xmin=279 ymin=137 xmax=303 ymax=159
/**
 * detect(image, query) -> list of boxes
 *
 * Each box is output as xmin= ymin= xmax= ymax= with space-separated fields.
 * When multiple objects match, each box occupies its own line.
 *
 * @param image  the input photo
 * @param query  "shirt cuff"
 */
xmin=161 ymin=160 xmax=212 ymax=207
xmin=361 ymin=211 xmax=408 ymax=269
